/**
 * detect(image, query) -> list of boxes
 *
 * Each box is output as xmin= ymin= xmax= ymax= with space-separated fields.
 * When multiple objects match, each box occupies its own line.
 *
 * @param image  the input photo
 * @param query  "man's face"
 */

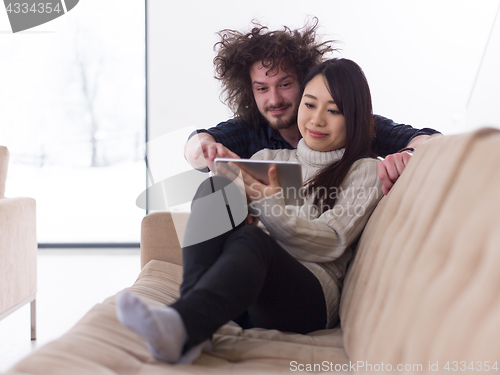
xmin=249 ymin=60 xmax=302 ymax=130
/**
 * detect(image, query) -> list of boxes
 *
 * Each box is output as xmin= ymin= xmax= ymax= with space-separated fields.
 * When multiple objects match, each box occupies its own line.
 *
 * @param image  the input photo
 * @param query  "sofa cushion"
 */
xmin=7 ymin=260 xmax=350 ymax=374
xmin=340 ymin=128 xmax=500 ymax=369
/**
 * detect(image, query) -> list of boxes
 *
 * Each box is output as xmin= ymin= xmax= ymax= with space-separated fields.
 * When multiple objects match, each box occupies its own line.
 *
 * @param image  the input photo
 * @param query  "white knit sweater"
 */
xmin=249 ymin=139 xmax=383 ymax=327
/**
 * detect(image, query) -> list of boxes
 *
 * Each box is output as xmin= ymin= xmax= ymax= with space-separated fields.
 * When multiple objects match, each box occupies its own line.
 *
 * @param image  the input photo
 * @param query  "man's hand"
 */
xmin=378 ymin=151 xmax=412 ymax=195
xmin=184 ymin=133 xmax=239 ymax=171
xmin=238 ymin=165 xmax=281 ymax=203
xmin=378 ymin=135 xmax=433 ymax=195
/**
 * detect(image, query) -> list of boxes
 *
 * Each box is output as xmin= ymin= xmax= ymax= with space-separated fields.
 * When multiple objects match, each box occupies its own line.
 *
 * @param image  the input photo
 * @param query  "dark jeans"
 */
xmin=170 ymin=176 xmax=327 ymax=351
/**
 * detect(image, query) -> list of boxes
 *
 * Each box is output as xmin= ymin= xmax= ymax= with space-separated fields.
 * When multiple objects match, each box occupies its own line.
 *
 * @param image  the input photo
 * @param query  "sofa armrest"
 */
xmin=0 ymin=197 xmax=37 ymax=315
xmin=0 ymin=146 xmax=9 ymax=198
xmin=140 ymin=211 xmax=189 ymax=268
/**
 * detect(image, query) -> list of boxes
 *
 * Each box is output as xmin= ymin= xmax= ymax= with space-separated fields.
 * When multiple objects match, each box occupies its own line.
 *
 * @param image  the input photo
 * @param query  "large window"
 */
xmin=1 ymin=1 xmax=145 ymax=244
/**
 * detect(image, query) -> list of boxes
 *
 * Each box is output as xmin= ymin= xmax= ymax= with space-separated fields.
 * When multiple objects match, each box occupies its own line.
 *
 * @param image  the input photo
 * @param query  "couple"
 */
xmin=116 ymin=21 xmax=440 ymax=364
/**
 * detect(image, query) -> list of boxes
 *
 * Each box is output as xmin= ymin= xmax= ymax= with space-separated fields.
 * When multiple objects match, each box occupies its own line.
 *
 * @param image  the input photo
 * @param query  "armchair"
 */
xmin=0 ymin=146 xmax=37 ymax=340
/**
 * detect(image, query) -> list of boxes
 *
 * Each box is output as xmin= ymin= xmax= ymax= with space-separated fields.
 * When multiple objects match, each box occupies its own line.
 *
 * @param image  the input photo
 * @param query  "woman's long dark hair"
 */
xmin=302 ymin=59 xmax=375 ymax=212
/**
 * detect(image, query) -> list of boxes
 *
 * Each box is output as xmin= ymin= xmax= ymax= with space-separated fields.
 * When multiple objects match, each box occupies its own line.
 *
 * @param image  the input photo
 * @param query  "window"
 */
xmin=1 ymin=0 xmax=145 ymax=244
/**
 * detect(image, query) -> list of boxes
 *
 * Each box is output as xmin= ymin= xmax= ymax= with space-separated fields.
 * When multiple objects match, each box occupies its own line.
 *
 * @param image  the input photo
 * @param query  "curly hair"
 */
xmin=213 ymin=18 xmax=336 ymax=126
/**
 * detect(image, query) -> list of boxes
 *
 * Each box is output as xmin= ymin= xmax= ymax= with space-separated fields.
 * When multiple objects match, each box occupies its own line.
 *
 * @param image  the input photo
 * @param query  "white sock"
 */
xmin=177 ymin=339 xmax=212 ymax=364
xmin=116 ymin=292 xmax=188 ymax=363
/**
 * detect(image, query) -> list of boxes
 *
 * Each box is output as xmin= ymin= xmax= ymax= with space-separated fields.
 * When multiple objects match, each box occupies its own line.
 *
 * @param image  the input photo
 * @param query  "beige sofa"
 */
xmin=0 ymin=146 xmax=37 ymax=341
xmin=5 ymin=129 xmax=500 ymax=374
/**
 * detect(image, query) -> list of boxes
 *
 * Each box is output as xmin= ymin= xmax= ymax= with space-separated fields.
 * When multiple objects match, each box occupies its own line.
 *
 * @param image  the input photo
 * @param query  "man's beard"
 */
xmin=270 ymin=114 xmax=297 ymax=130
xmin=265 ymin=104 xmax=297 ymax=130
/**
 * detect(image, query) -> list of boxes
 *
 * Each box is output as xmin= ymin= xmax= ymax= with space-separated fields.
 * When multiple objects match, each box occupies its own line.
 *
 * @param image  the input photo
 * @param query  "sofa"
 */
xmin=0 ymin=146 xmax=37 ymax=342
xmin=5 ymin=128 xmax=500 ymax=374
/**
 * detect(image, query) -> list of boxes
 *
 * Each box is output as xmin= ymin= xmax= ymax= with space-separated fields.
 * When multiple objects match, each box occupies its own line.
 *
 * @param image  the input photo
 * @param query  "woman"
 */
xmin=116 ymin=58 xmax=383 ymax=364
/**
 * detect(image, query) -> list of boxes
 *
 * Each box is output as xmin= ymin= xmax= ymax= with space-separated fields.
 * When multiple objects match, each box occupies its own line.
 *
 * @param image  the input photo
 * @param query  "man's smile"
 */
xmin=267 ymin=105 xmax=291 ymax=115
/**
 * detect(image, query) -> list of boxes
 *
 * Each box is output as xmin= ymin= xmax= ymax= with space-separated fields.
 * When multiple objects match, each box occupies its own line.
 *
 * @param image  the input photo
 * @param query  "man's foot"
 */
xmin=115 ymin=292 xmax=188 ymax=363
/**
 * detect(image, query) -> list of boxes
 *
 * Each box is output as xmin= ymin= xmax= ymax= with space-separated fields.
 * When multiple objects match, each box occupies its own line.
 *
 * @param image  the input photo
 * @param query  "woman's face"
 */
xmin=297 ymin=74 xmax=347 ymax=152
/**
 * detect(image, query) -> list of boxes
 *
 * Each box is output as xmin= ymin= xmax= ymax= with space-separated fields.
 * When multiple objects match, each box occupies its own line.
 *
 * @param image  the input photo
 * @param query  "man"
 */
xmin=184 ymin=20 xmax=440 ymax=194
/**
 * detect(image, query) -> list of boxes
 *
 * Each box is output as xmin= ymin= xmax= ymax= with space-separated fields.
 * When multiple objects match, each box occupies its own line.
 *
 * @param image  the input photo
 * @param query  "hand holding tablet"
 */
xmin=214 ymin=158 xmax=303 ymax=205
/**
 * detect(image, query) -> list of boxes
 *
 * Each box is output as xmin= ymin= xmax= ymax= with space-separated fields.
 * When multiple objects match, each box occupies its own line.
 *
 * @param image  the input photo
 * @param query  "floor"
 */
xmin=0 ymin=249 xmax=141 ymax=373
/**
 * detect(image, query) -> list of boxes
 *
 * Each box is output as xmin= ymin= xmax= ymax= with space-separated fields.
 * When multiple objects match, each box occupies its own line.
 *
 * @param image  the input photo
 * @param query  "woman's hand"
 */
xmin=245 ymin=214 xmax=260 ymax=226
xmin=233 ymin=164 xmax=282 ymax=203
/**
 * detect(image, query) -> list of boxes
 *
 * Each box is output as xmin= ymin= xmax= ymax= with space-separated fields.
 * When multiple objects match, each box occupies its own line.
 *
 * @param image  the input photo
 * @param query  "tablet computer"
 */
xmin=214 ymin=158 xmax=303 ymax=206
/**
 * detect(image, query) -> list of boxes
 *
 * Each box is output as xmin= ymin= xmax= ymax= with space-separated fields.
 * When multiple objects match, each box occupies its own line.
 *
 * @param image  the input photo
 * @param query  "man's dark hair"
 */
xmin=213 ymin=18 xmax=336 ymax=126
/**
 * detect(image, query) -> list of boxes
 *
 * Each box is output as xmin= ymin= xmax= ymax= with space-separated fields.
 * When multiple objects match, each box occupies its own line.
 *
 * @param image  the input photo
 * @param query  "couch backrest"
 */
xmin=340 ymin=128 xmax=500 ymax=370
xmin=0 ymin=146 xmax=9 ymax=198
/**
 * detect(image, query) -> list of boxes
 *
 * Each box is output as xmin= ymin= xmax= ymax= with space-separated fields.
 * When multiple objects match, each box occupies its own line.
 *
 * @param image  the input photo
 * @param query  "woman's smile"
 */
xmin=307 ymin=129 xmax=328 ymax=138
